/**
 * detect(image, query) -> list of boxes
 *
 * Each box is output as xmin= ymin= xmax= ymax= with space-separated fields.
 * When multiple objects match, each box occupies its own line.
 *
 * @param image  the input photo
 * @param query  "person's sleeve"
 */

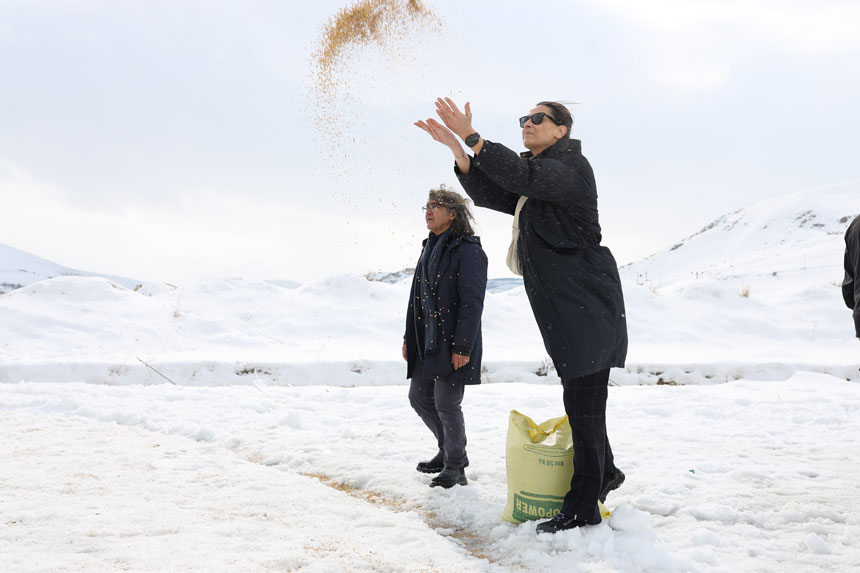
xmin=471 ymin=140 xmax=593 ymax=206
xmin=452 ymin=242 xmax=488 ymax=356
xmin=843 ymin=231 xmax=854 ymax=310
xmin=455 ymin=154 xmax=520 ymax=215
xmin=844 ymin=218 xmax=860 ymax=337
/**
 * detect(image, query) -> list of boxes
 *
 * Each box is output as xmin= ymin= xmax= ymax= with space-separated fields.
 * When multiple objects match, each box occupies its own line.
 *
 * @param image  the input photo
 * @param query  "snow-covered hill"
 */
xmin=0 ymin=242 xmax=142 ymax=294
xmin=0 ymin=183 xmax=857 ymax=386
xmin=623 ymin=180 xmax=857 ymax=286
xmin=616 ymin=180 xmax=858 ymax=366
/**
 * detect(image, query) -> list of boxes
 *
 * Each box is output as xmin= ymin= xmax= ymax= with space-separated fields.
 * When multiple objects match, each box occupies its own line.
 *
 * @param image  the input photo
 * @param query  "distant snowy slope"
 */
xmin=620 ymin=180 xmax=858 ymax=363
xmin=1 ymin=183 xmax=857 ymax=386
xmin=0 ymin=242 xmax=142 ymax=294
xmin=623 ymin=180 xmax=858 ymax=285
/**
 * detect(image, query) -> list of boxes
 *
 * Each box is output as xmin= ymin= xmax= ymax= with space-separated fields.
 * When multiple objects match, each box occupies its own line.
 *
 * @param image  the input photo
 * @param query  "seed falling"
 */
xmin=312 ymin=0 xmax=440 ymax=99
xmin=309 ymin=0 xmax=442 ymax=186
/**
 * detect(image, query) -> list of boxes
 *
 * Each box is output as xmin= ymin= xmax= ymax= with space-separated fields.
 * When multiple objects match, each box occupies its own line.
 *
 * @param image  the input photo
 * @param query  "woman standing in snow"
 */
xmin=403 ymin=186 xmax=488 ymax=489
xmin=416 ymin=99 xmax=627 ymax=531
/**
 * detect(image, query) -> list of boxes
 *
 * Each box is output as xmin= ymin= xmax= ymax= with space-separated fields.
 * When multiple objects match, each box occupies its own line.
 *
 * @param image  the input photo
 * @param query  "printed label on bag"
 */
xmin=523 ymin=444 xmax=571 ymax=458
xmin=512 ymin=491 xmax=565 ymax=522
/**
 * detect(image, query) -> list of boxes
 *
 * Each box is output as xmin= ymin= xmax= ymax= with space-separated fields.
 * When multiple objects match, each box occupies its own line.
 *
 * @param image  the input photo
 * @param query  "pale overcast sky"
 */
xmin=1 ymin=0 xmax=858 ymax=283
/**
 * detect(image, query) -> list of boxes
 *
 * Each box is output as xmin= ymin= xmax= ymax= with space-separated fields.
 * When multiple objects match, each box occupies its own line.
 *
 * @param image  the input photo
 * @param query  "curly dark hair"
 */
xmin=428 ymin=185 xmax=476 ymax=238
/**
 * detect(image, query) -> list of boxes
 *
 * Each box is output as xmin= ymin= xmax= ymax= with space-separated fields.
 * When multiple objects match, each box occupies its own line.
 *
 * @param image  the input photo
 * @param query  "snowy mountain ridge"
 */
xmin=1 ymin=182 xmax=857 ymax=386
xmin=0 ymin=242 xmax=142 ymax=295
xmin=4 ymin=181 xmax=855 ymax=296
xmin=622 ymin=179 xmax=858 ymax=287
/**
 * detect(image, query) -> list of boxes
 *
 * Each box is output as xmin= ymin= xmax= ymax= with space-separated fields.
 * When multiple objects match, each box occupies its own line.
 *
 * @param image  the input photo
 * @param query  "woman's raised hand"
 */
xmin=415 ymin=118 xmax=460 ymax=150
xmin=434 ymin=98 xmax=473 ymax=140
xmin=415 ymin=98 xmax=473 ymax=172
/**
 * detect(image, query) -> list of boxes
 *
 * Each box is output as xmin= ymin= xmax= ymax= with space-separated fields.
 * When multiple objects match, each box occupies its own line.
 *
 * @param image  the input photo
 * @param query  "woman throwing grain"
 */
xmin=403 ymin=186 xmax=488 ymax=489
xmin=416 ymin=98 xmax=628 ymax=532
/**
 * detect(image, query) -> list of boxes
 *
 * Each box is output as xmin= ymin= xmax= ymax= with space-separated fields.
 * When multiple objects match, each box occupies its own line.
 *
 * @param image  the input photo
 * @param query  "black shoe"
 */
xmin=417 ymin=454 xmax=469 ymax=474
xmin=416 ymin=452 xmax=444 ymax=474
xmin=536 ymin=511 xmax=595 ymax=534
xmin=429 ymin=466 xmax=467 ymax=488
xmin=599 ymin=468 xmax=626 ymax=503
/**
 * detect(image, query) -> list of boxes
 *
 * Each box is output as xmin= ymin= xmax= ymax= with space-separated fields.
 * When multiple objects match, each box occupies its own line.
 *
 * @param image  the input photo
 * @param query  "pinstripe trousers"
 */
xmin=560 ymin=368 xmax=615 ymax=524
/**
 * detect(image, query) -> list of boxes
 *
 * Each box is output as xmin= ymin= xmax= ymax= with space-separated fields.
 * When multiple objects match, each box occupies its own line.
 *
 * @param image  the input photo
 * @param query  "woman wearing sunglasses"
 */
xmin=402 ymin=186 xmax=488 ymax=489
xmin=416 ymin=99 xmax=628 ymax=532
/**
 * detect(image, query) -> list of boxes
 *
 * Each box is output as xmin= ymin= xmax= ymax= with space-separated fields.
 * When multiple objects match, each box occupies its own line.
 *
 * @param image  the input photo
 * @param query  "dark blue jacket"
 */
xmin=405 ymin=234 xmax=488 ymax=384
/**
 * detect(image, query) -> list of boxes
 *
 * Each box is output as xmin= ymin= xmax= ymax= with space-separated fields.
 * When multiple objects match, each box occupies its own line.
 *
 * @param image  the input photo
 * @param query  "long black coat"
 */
xmin=405 ymin=234 xmax=488 ymax=384
xmin=456 ymin=138 xmax=627 ymax=380
xmin=843 ymin=215 xmax=860 ymax=337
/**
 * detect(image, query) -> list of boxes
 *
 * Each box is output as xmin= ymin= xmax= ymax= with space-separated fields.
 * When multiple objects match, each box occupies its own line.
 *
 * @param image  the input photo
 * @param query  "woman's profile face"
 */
xmin=521 ymin=105 xmax=567 ymax=153
xmin=425 ymin=200 xmax=455 ymax=235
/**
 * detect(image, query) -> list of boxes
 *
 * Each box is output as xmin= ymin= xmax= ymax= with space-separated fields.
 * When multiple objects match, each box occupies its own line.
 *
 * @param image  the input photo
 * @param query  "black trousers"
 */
xmin=561 ymin=368 xmax=615 ymax=524
xmin=408 ymin=375 xmax=468 ymax=468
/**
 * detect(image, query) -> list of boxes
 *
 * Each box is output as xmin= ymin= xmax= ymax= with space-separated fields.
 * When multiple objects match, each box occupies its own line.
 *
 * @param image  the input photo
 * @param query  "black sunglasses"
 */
xmin=519 ymin=112 xmax=562 ymax=128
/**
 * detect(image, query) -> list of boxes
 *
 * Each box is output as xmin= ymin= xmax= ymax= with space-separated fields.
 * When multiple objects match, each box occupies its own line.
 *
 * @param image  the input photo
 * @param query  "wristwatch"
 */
xmin=464 ymin=132 xmax=480 ymax=147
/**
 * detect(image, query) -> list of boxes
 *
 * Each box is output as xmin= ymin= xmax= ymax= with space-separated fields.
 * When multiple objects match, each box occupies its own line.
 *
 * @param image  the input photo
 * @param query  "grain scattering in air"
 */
xmin=313 ymin=0 xmax=440 ymax=96
xmin=309 ymin=0 xmax=442 ymax=177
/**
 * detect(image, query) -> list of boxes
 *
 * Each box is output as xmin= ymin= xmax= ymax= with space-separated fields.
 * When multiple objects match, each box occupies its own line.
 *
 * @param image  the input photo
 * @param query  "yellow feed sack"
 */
xmin=501 ymin=410 xmax=610 ymax=523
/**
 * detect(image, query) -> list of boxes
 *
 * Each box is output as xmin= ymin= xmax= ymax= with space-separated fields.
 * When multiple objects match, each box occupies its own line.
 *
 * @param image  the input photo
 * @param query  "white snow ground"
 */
xmin=1 ymin=184 xmax=859 ymax=571
xmin=3 ymin=375 xmax=859 ymax=571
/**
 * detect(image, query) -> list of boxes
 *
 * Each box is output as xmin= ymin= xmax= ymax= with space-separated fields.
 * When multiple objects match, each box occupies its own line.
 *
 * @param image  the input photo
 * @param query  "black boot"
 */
xmin=417 ymin=453 xmax=469 ymax=474
xmin=599 ymin=467 xmax=625 ymax=503
xmin=416 ymin=452 xmax=444 ymax=474
xmin=429 ymin=466 xmax=467 ymax=488
xmin=536 ymin=511 xmax=598 ymax=534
